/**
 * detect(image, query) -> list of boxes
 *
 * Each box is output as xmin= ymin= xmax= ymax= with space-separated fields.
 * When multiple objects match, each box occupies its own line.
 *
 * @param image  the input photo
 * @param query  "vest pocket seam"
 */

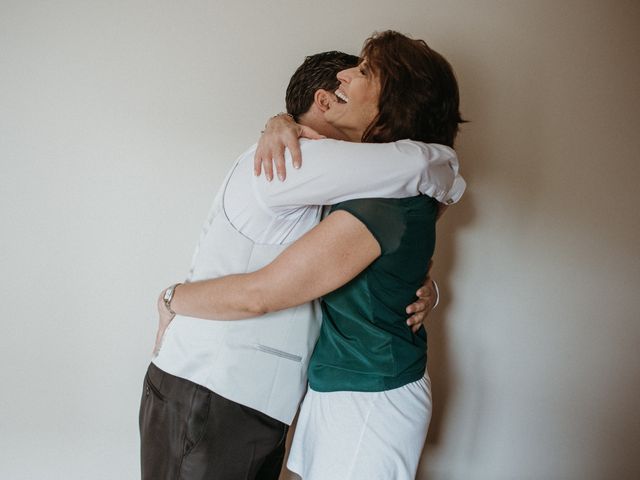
xmin=255 ymin=344 xmax=302 ymax=363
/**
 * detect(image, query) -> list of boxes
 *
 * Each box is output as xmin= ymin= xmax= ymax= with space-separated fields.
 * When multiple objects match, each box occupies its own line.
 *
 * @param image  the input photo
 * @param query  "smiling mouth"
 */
xmin=335 ymin=90 xmax=349 ymax=103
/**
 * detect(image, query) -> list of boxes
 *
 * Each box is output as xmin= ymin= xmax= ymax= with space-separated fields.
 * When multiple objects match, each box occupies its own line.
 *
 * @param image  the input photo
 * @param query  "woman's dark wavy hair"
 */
xmin=361 ymin=31 xmax=465 ymax=147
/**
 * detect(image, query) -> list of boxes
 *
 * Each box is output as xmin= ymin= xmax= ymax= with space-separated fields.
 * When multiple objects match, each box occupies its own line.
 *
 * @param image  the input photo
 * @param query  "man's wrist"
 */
xmin=261 ymin=112 xmax=294 ymax=134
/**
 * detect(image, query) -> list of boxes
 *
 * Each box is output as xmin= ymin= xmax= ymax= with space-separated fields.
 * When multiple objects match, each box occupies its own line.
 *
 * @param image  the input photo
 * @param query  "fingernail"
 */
xmin=278 ymin=174 xmax=284 ymax=181
xmin=294 ymin=163 xmax=301 ymax=169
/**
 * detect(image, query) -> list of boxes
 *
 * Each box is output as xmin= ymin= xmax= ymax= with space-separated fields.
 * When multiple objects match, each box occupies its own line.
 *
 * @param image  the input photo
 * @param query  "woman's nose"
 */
xmin=337 ymin=67 xmax=354 ymax=84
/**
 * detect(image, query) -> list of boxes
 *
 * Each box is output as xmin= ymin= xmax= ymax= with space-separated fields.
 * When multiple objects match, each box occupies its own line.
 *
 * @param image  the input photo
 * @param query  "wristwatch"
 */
xmin=163 ymin=283 xmax=181 ymax=315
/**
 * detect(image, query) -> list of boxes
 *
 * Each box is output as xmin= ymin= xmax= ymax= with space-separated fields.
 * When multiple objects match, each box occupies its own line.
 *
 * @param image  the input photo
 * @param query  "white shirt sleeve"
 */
xmin=253 ymin=138 xmax=465 ymax=209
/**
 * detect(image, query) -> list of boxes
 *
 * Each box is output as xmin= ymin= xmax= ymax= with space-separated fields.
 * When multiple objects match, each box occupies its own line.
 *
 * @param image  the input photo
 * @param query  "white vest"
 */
xmin=153 ymin=162 xmax=322 ymax=425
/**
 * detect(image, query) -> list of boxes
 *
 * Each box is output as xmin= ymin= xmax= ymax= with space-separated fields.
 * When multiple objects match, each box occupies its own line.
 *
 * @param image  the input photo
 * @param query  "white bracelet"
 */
xmin=432 ymin=279 xmax=440 ymax=309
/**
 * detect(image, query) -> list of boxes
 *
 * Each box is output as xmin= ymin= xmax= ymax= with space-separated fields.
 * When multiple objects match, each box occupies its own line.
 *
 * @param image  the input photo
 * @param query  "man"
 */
xmin=140 ymin=51 xmax=464 ymax=479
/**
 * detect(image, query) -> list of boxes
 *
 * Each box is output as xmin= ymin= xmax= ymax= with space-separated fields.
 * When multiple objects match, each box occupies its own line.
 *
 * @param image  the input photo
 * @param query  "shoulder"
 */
xmin=329 ymin=199 xmax=412 ymax=254
xmin=331 ymin=197 xmax=436 ymax=254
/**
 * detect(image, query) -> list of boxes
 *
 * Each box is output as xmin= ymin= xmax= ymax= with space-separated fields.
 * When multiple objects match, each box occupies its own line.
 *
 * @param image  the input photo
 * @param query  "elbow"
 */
xmin=239 ymin=268 xmax=291 ymax=317
xmin=423 ymin=143 xmax=457 ymax=166
xmin=398 ymin=140 xmax=457 ymax=165
xmin=242 ymin=283 xmax=276 ymax=317
xmin=245 ymin=301 xmax=269 ymax=317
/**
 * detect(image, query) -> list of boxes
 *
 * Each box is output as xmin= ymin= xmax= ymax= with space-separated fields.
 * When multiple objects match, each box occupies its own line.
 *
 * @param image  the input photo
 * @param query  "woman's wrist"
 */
xmin=162 ymin=283 xmax=182 ymax=316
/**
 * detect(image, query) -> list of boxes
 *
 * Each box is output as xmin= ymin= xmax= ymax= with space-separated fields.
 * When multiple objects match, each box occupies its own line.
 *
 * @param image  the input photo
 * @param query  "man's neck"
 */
xmin=298 ymin=111 xmax=350 ymax=141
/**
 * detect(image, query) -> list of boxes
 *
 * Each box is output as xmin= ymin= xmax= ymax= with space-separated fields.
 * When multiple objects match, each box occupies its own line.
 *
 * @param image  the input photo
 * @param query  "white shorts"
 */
xmin=287 ymin=373 xmax=432 ymax=480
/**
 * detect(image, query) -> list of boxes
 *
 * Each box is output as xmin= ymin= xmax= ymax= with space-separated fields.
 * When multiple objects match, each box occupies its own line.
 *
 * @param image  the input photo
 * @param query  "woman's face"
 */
xmin=324 ymin=59 xmax=381 ymax=142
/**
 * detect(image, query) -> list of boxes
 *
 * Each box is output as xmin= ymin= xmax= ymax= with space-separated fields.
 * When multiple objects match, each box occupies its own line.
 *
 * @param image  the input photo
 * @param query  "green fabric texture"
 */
xmin=308 ymin=196 xmax=437 ymax=392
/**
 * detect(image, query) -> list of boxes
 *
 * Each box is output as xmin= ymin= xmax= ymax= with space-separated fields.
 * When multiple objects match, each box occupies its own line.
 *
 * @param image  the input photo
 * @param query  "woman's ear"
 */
xmin=314 ymin=89 xmax=334 ymax=112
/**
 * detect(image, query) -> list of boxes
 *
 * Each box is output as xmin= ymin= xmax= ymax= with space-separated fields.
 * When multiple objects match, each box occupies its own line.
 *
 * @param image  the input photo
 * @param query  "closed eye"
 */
xmin=358 ymin=61 xmax=369 ymax=76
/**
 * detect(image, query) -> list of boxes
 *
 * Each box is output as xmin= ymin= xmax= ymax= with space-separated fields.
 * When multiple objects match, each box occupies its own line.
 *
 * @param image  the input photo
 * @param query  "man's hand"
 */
xmin=254 ymin=113 xmax=324 ymax=182
xmin=406 ymin=264 xmax=439 ymax=333
xmin=153 ymin=289 xmax=175 ymax=356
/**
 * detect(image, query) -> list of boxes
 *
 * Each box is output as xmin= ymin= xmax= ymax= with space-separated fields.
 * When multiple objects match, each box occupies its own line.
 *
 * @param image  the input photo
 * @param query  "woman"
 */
xmin=157 ymin=30 xmax=464 ymax=479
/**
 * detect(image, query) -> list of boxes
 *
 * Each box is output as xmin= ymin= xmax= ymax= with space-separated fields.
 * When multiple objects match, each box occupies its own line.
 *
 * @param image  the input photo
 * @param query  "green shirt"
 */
xmin=308 ymin=196 xmax=437 ymax=392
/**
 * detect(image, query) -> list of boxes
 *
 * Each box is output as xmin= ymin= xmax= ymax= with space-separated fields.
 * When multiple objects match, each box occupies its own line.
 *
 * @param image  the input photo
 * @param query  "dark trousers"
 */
xmin=139 ymin=363 xmax=288 ymax=480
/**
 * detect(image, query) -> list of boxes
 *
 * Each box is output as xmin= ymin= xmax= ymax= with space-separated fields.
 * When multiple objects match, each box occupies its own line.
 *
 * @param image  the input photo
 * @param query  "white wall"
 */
xmin=1 ymin=1 xmax=638 ymax=479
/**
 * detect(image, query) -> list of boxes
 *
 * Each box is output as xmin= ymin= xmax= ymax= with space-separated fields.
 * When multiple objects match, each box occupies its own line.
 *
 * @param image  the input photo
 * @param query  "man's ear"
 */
xmin=314 ymin=89 xmax=334 ymax=112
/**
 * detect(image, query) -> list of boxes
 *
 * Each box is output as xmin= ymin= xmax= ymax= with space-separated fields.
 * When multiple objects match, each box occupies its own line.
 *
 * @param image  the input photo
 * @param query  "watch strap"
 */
xmin=163 ymin=283 xmax=181 ymax=316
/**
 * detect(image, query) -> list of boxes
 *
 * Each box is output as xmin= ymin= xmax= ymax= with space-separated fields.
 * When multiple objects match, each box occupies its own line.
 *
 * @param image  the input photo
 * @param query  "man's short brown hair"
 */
xmin=286 ymin=51 xmax=359 ymax=121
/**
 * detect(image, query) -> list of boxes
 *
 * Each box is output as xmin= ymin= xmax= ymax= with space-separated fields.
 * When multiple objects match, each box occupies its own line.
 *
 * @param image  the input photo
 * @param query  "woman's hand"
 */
xmin=253 ymin=113 xmax=324 ymax=182
xmin=406 ymin=273 xmax=439 ymax=333
xmin=153 ymin=289 xmax=175 ymax=356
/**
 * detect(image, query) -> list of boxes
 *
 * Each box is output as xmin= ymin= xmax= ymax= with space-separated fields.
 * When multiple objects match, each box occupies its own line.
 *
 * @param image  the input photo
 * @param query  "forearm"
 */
xmin=166 ymin=211 xmax=379 ymax=322
xmin=256 ymin=139 xmax=459 ymax=207
xmin=171 ymin=274 xmax=268 ymax=321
